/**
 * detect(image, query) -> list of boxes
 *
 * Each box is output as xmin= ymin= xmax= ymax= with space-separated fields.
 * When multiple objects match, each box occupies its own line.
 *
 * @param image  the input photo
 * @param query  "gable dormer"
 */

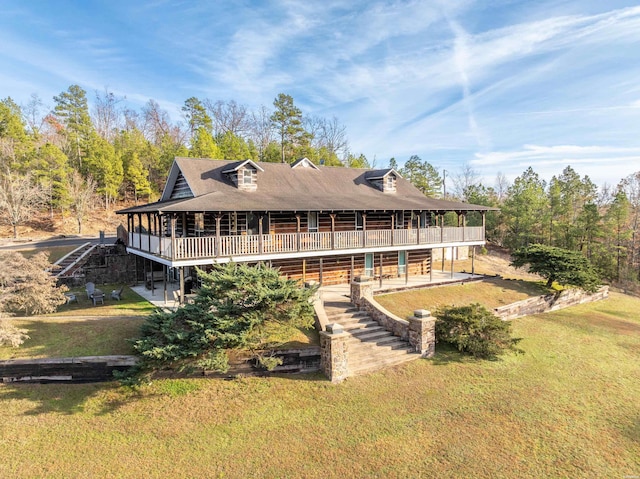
xmin=222 ymin=159 xmax=264 ymax=191
xmin=291 ymin=157 xmax=319 ymax=170
xmin=365 ymin=168 xmax=400 ymax=193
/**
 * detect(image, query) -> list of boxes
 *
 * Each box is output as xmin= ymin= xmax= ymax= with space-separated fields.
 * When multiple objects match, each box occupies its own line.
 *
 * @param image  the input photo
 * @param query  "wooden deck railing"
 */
xmin=128 ymin=226 xmax=485 ymax=261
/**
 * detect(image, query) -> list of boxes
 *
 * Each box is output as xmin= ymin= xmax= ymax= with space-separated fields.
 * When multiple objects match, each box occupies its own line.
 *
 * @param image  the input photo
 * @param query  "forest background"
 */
xmin=0 ymin=85 xmax=638 ymax=285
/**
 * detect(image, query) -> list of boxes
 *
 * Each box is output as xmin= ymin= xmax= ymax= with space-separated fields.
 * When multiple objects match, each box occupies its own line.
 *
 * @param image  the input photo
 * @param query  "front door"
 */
xmin=365 ymin=253 xmax=374 ymax=277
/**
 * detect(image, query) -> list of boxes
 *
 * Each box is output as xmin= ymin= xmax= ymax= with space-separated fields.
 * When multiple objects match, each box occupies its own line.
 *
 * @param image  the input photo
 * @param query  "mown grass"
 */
xmin=0 ymin=292 xmax=637 ymax=478
xmin=19 ymin=245 xmax=78 ymax=263
xmin=376 ymin=277 xmax=549 ymax=319
xmin=48 ymin=284 xmax=156 ymax=317
xmin=0 ymin=317 xmax=143 ymax=360
xmin=0 ymin=285 xmax=153 ymax=359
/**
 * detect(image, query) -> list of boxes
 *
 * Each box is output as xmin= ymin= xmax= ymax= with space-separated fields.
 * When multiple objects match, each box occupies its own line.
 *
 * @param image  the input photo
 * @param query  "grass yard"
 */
xmin=49 ymin=284 xmax=157 ymax=317
xmin=19 ymin=245 xmax=78 ymax=263
xmin=0 ymin=285 xmax=153 ymax=359
xmin=0 ymin=291 xmax=637 ymax=478
xmin=376 ymin=276 xmax=549 ymax=319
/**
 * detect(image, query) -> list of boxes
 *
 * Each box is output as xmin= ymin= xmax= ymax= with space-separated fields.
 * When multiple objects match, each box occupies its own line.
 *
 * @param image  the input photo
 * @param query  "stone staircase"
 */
xmin=54 ymin=242 xmax=97 ymax=278
xmin=323 ymin=298 xmax=421 ymax=377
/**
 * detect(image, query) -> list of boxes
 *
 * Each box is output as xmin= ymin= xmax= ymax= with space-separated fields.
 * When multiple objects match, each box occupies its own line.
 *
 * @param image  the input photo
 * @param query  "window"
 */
xmin=246 ymin=213 xmax=259 ymax=235
xmin=308 ymin=212 xmax=319 ymax=232
xmin=194 ymin=213 xmax=204 ymax=236
xmin=398 ymin=251 xmax=406 ymax=275
xmin=385 ymin=175 xmax=396 ymax=192
xmin=355 ymin=212 xmax=363 ymax=230
xmin=242 ymin=169 xmax=253 ymax=185
xmin=365 ymin=253 xmax=374 ymax=277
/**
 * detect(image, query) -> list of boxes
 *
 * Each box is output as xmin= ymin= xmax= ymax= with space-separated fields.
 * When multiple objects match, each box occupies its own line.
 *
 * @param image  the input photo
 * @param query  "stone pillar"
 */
xmin=408 ymin=309 xmax=436 ymax=358
xmin=320 ymin=323 xmax=349 ymax=384
xmin=350 ymin=275 xmax=374 ymax=307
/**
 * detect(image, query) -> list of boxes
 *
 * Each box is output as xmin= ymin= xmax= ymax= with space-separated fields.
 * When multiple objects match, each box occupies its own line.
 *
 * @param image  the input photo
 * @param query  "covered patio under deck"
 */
xmin=131 ymin=269 xmax=485 ymax=311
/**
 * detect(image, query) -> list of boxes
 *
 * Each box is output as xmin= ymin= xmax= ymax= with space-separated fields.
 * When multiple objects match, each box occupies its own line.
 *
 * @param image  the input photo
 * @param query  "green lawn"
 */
xmin=376 ymin=276 xmax=549 ymax=319
xmin=0 ymin=292 xmax=637 ymax=478
xmin=0 ymin=285 xmax=153 ymax=359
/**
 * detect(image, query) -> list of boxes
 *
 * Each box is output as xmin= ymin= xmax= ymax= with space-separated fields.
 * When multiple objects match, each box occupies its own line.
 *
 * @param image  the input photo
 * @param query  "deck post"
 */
xmin=163 ymin=264 xmax=167 ymax=304
xmin=429 ymin=251 xmax=433 ymax=282
xmin=330 ymin=213 xmax=336 ymax=250
xmin=390 ymin=213 xmax=395 ymax=246
xmin=379 ymin=252 xmax=383 ymax=288
xmin=482 ymin=212 xmax=486 ymax=240
xmin=258 ymin=214 xmax=264 ymax=254
xmin=171 ymin=215 xmax=176 ymax=261
xmin=451 ymin=247 xmax=455 ymax=278
xmin=319 ymin=257 xmax=323 ymax=285
xmin=215 ymin=213 xmax=222 ymax=257
xmin=416 ymin=212 xmax=420 ymax=244
xmin=350 ymin=255 xmax=355 ymax=283
xmin=296 ymin=214 xmax=301 ymax=251
xmin=405 ymin=250 xmax=409 ymax=285
xmin=147 ymin=213 xmax=152 ymax=251
xmin=179 ymin=266 xmax=185 ymax=304
xmin=472 ymin=246 xmax=475 ymax=276
xmin=362 ymin=213 xmax=367 ymax=248
xmin=461 ymin=213 xmax=465 ymax=242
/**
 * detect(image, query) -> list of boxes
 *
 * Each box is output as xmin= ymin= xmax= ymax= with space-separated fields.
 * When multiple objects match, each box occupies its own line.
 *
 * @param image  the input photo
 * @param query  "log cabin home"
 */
xmin=117 ymin=157 xmax=494 ymax=299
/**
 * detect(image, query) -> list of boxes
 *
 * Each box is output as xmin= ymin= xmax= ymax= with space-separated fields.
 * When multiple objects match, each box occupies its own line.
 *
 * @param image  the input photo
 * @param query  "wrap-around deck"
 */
xmin=128 ymin=226 xmax=484 ymax=264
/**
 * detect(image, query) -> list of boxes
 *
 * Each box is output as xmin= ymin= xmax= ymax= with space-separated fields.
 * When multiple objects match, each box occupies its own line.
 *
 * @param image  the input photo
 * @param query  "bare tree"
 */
xmin=204 ymin=99 xmax=251 ymax=137
xmin=22 ymin=93 xmax=47 ymax=135
xmin=319 ymin=116 xmax=349 ymax=158
xmin=494 ymin=172 xmax=509 ymax=202
xmin=452 ymin=164 xmax=480 ymax=201
xmin=0 ymin=171 xmax=44 ymax=238
xmin=68 ymin=171 xmax=97 ymax=234
xmin=141 ymin=99 xmax=171 ymax=145
xmin=249 ymin=105 xmax=274 ymax=161
xmin=92 ymin=88 xmax=124 ymax=141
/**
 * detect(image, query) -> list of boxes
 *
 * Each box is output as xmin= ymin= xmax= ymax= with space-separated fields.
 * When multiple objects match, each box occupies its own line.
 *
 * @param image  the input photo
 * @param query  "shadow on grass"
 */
xmin=0 ymin=381 xmax=139 ymax=416
xmin=430 ymin=343 xmax=473 ymax=366
xmin=480 ymin=276 xmax=550 ymax=297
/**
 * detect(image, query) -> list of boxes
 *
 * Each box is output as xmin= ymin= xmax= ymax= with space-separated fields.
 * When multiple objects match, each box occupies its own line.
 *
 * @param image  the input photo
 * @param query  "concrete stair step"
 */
xmin=348 ymin=352 xmax=421 ymax=375
xmin=341 ymin=320 xmax=380 ymax=330
xmin=349 ymin=337 xmax=410 ymax=352
xmin=349 ymin=328 xmax=394 ymax=342
xmin=327 ymin=311 xmax=369 ymax=322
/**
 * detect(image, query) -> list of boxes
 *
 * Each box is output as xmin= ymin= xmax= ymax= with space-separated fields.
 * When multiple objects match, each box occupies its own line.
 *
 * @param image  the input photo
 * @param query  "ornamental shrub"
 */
xmin=435 ymin=303 xmax=523 ymax=359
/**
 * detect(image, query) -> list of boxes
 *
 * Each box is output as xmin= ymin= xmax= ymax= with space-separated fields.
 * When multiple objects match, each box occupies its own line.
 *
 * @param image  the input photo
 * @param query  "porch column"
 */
xmin=482 ymin=212 xmax=486 ymax=240
xmin=163 ymin=264 xmax=168 ymax=304
xmin=350 ymin=255 xmax=355 ymax=283
xmin=171 ymin=215 xmax=176 ymax=261
xmin=319 ymin=257 xmax=323 ymax=285
xmin=461 ymin=212 xmax=466 ymax=242
xmin=416 ymin=212 xmax=421 ymax=244
xmin=362 ymin=213 xmax=367 ymax=248
xmin=379 ymin=252 xmax=383 ymax=288
xmin=405 ymin=251 xmax=409 ymax=285
xmin=429 ymin=251 xmax=433 ymax=282
xmin=472 ymin=246 xmax=476 ymax=276
xmin=179 ymin=266 xmax=185 ymax=304
xmin=440 ymin=213 xmax=444 ymax=243
xmin=451 ymin=247 xmax=455 ymax=278
xmin=215 ymin=213 xmax=222 ymax=257
xmin=330 ymin=213 xmax=336 ymax=250
xmin=258 ymin=213 xmax=264 ymax=254
xmin=390 ymin=213 xmax=395 ymax=246
xmin=147 ymin=213 xmax=152 ymax=251
xmin=295 ymin=214 xmax=301 ymax=251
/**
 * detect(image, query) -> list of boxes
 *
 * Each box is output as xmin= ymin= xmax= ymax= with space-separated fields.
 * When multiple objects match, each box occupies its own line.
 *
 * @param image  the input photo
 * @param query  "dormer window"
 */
xmin=242 ymin=169 xmax=253 ymax=185
xmin=222 ymin=159 xmax=264 ymax=191
xmin=365 ymin=168 xmax=400 ymax=193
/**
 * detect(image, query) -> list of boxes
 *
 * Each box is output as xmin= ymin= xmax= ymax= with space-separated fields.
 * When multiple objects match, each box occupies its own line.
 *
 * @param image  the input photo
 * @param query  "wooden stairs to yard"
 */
xmin=323 ymin=299 xmax=421 ymax=377
xmin=53 ymin=242 xmax=97 ymax=278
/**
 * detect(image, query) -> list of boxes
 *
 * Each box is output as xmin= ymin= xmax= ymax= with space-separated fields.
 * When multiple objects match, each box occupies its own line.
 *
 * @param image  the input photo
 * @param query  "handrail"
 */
xmin=129 ymin=226 xmax=485 ymax=260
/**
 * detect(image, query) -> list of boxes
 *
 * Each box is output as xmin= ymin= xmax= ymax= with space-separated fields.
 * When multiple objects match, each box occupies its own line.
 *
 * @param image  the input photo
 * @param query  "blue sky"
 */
xmin=1 ymin=0 xmax=640 ymax=188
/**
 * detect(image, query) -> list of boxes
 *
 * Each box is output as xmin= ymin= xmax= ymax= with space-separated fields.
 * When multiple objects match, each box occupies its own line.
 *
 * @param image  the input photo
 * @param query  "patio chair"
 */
xmin=111 ymin=287 xmax=124 ymax=301
xmin=85 ymin=282 xmax=95 ymax=299
xmin=92 ymin=291 xmax=105 ymax=305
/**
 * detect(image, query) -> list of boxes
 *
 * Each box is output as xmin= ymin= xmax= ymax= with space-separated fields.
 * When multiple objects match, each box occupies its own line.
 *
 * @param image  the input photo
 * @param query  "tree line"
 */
xmin=0 ymin=87 xmax=365 ymax=234
xmin=0 ymin=86 xmax=638 ymax=285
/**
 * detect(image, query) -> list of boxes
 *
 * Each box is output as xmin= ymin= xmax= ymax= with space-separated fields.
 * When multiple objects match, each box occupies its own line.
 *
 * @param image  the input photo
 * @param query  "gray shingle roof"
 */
xmin=117 ymin=158 xmax=496 ymax=214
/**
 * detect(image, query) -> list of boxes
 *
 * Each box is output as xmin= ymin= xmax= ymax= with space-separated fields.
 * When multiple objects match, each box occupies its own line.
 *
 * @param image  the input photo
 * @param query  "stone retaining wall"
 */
xmin=494 ymin=286 xmax=609 ymax=320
